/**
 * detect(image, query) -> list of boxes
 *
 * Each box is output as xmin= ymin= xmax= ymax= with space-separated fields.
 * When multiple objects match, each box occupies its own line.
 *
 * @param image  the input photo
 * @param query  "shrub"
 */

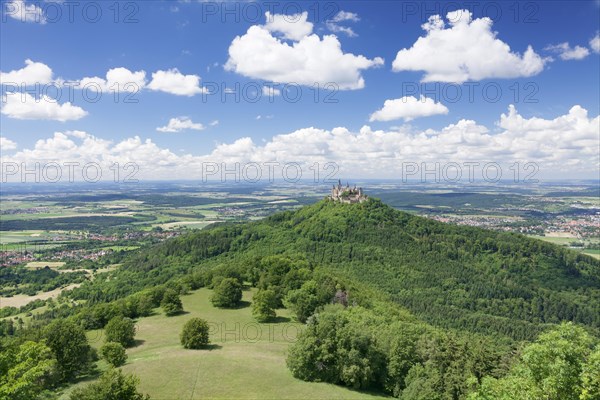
xmin=69 ymin=368 xmax=149 ymax=400
xmin=105 ymin=317 xmax=136 ymax=348
xmin=252 ymin=289 xmax=277 ymax=322
xmin=161 ymin=289 xmax=183 ymax=316
xmin=100 ymin=342 xmax=127 ymax=367
xmin=180 ymin=318 xmax=210 ymax=349
xmin=211 ymin=278 xmax=242 ymax=308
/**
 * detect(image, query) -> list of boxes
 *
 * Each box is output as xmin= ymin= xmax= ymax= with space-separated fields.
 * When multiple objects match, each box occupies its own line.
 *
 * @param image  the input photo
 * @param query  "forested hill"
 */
xmin=116 ymin=197 xmax=600 ymax=341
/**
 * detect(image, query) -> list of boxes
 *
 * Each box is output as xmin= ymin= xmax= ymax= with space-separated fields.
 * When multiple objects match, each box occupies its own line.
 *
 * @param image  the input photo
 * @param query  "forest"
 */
xmin=1 ymin=198 xmax=599 ymax=399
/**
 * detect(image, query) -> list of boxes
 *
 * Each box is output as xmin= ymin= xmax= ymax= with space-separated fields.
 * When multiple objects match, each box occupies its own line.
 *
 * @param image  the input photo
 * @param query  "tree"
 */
xmin=105 ymin=317 xmax=136 ymax=348
xmin=469 ymin=323 xmax=596 ymax=400
xmin=69 ymin=368 xmax=149 ymax=400
xmin=161 ymin=289 xmax=183 ymax=316
xmin=580 ymin=345 xmax=600 ymax=400
xmin=0 ymin=341 xmax=57 ymax=400
xmin=43 ymin=319 xmax=93 ymax=381
xmin=252 ymin=289 xmax=277 ymax=322
xmin=100 ymin=342 xmax=127 ymax=367
xmin=211 ymin=278 xmax=242 ymax=308
xmin=284 ymin=280 xmax=321 ymax=323
xmin=286 ymin=305 xmax=385 ymax=390
xmin=385 ymin=324 xmax=424 ymax=396
xmin=180 ymin=318 xmax=210 ymax=349
xmin=520 ymin=322 xmax=593 ymax=400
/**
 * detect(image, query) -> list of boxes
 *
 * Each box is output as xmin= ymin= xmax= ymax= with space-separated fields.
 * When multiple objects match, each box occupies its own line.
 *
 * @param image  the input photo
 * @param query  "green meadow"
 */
xmin=60 ymin=288 xmax=388 ymax=400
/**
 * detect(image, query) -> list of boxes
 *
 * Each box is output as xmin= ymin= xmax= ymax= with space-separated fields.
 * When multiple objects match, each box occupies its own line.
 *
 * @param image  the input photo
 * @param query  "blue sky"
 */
xmin=1 ymin=0 xmax=599 ymax=181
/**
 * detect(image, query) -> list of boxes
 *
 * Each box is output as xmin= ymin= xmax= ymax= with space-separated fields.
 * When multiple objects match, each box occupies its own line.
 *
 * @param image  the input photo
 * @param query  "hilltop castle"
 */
xmin=330 ymin=180 xmax=368 ymax=204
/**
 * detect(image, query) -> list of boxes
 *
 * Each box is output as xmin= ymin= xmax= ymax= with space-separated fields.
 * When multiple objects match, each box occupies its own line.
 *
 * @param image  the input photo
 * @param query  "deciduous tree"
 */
xmin=180 ymin=318 xmax=210 ymax=349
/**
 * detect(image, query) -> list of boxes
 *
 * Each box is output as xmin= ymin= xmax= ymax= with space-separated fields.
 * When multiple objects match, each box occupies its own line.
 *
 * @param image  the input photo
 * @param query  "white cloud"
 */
xmin=209 ymin=120 xmax=219 ymax=126
xmin=590 ymin=33 xmax=600 ymax=53
xmin=4 ymin=0 xmax=45 ymax=24
xmin=262 ymin=86 xmax=281 ymax=97
xmin=225 ymin=13 xmax=383 ymax=90
xmin=64 ymin=130 xmax=88 ymax=139
xmin=264 ymin=11 xmax=313 ymax=41
xmin=0 ymin=137 xmax=17 ymax=151
xmin=256 ymin=115 xmax=274 ymax=120
xmin=545 ymin=42 xmax=590 ymax=60
xmin=79 ymin=68 xmax=146 ymax=92
xmin=147 ymin=68 xmax=206 ymax=96
xmin=1 ymin=93 xmax=88 ymax=121
xmin=326 ymin=11 xmax=360 ymax=37
xmin=3 ymin=106 xmax=597 ymax=181
xmin=0 ymin=59 xmax=55 ymax=86
xmin=156 ymin=117 xmax=205 ymax=133
xmin=392 ymin=10 xmax=547 ymax=83
xmin=332 ymin=11 xmax=360 ymax=23
xmin=369 ymin=95 xmax=449 ymax=122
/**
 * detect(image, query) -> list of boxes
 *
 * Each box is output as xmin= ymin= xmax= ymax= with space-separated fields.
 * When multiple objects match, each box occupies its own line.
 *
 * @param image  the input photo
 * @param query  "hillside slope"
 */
xmin=85 ymin=198 xmax=600 ymax=341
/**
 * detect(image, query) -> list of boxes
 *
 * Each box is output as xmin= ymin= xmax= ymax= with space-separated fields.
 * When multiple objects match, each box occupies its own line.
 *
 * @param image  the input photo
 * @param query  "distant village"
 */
xmin=429 ymin=212 xmax=599 ymax=243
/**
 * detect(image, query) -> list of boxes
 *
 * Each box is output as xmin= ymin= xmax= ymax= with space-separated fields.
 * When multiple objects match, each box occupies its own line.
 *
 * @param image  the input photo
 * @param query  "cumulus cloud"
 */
xmin=4 ymin=0 xmax=45 ymax=24
xmin=225 ymin=12 xmax=384 ymax=90
xmin=0 ymin=137 xmax=17 ymax=151
xmin=264 ymin=11 xmax=313 ymax=41
xmin=79 ymin=68 xmax=147 ymax=92
xmin=1 ymin=62 xmax=209 ymax=101
xmin=3 ymin=106 xmax=597 ymax=181
xmin=147 ymin=68 xmax=206 ymax=96
xmin=0 ymin=59 xmax=56 ymax=86
xmin=369 ymin=95 xmax=449 ymax=122
xmin=326 ymin=11 xmax=360 ymax=37
xmin=392 ymin=10 xmax=547 ymax=83
xmin=545 ymin=42 xmax=590 ymax=60
xmin=590 ymin=33 xmax=600 ymax=53
xmin=156 ymin=117 xmax=205 ymax=133
xmin=1 ymin=93 xmax=88 ymax=121
xmin=4 ymin=131 xmax=180 ymax=170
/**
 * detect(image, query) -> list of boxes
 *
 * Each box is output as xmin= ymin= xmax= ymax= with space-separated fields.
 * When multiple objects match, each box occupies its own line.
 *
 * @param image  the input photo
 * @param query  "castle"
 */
xmin=330 ymin=180 xmax=368 ymax=204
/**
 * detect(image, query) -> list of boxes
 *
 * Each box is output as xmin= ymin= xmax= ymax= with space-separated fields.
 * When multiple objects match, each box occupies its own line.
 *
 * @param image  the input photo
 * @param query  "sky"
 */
xmin=0 ymin=0 xmax=599 ymax=182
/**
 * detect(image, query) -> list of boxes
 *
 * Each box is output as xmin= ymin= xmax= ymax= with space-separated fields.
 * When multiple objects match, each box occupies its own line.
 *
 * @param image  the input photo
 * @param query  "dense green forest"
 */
xmin=1 ymin=198 xmax=599 ymax=399
xmin=71 ymin=198 xmax=600 ymax=340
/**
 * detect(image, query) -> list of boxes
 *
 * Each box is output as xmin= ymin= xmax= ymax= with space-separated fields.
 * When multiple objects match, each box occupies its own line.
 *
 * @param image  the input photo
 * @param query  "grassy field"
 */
xmin=529 ymin=235 xmax=600 ymax=259
xmin=60 ymin=288 xmax=388 ymax=400
xmin=24 ymin=261 xmax=66 ymax=269
xmin=530 ymin=235 xmax=582 ymax=245
xmin=155 ymin=221 xmax=217 ymax=230
xmin=0 ymin=230 xmax=49 ymax=244
xmin=0 ymin=265 xmax=117 ymax=310
xmin=583 ymin=249 xmax=600 ymax=260
xmin=0 ymin=283 xmax=81 ymax=308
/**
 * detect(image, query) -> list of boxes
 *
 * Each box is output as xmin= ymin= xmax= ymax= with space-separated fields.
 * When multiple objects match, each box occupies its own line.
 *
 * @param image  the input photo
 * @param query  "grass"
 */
xmin=155 ymin=221 xmax=217 ymax=230
xmin=99 ymin=245 xmax=140 ymax=251
xmin=582 ymin=249 xmax=600 ymax=260
xmin=61 ymin=288 xmax=388 ymax=400
xmin=25 ymin=261 xmax=66 ymax=269
xmin=0 ymin=230 xmax=48 ymax=244
xmin=529 ymin=235 xmax=578 ymax=245
xmin=0 ymin=283 xmax=81 ymax=308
